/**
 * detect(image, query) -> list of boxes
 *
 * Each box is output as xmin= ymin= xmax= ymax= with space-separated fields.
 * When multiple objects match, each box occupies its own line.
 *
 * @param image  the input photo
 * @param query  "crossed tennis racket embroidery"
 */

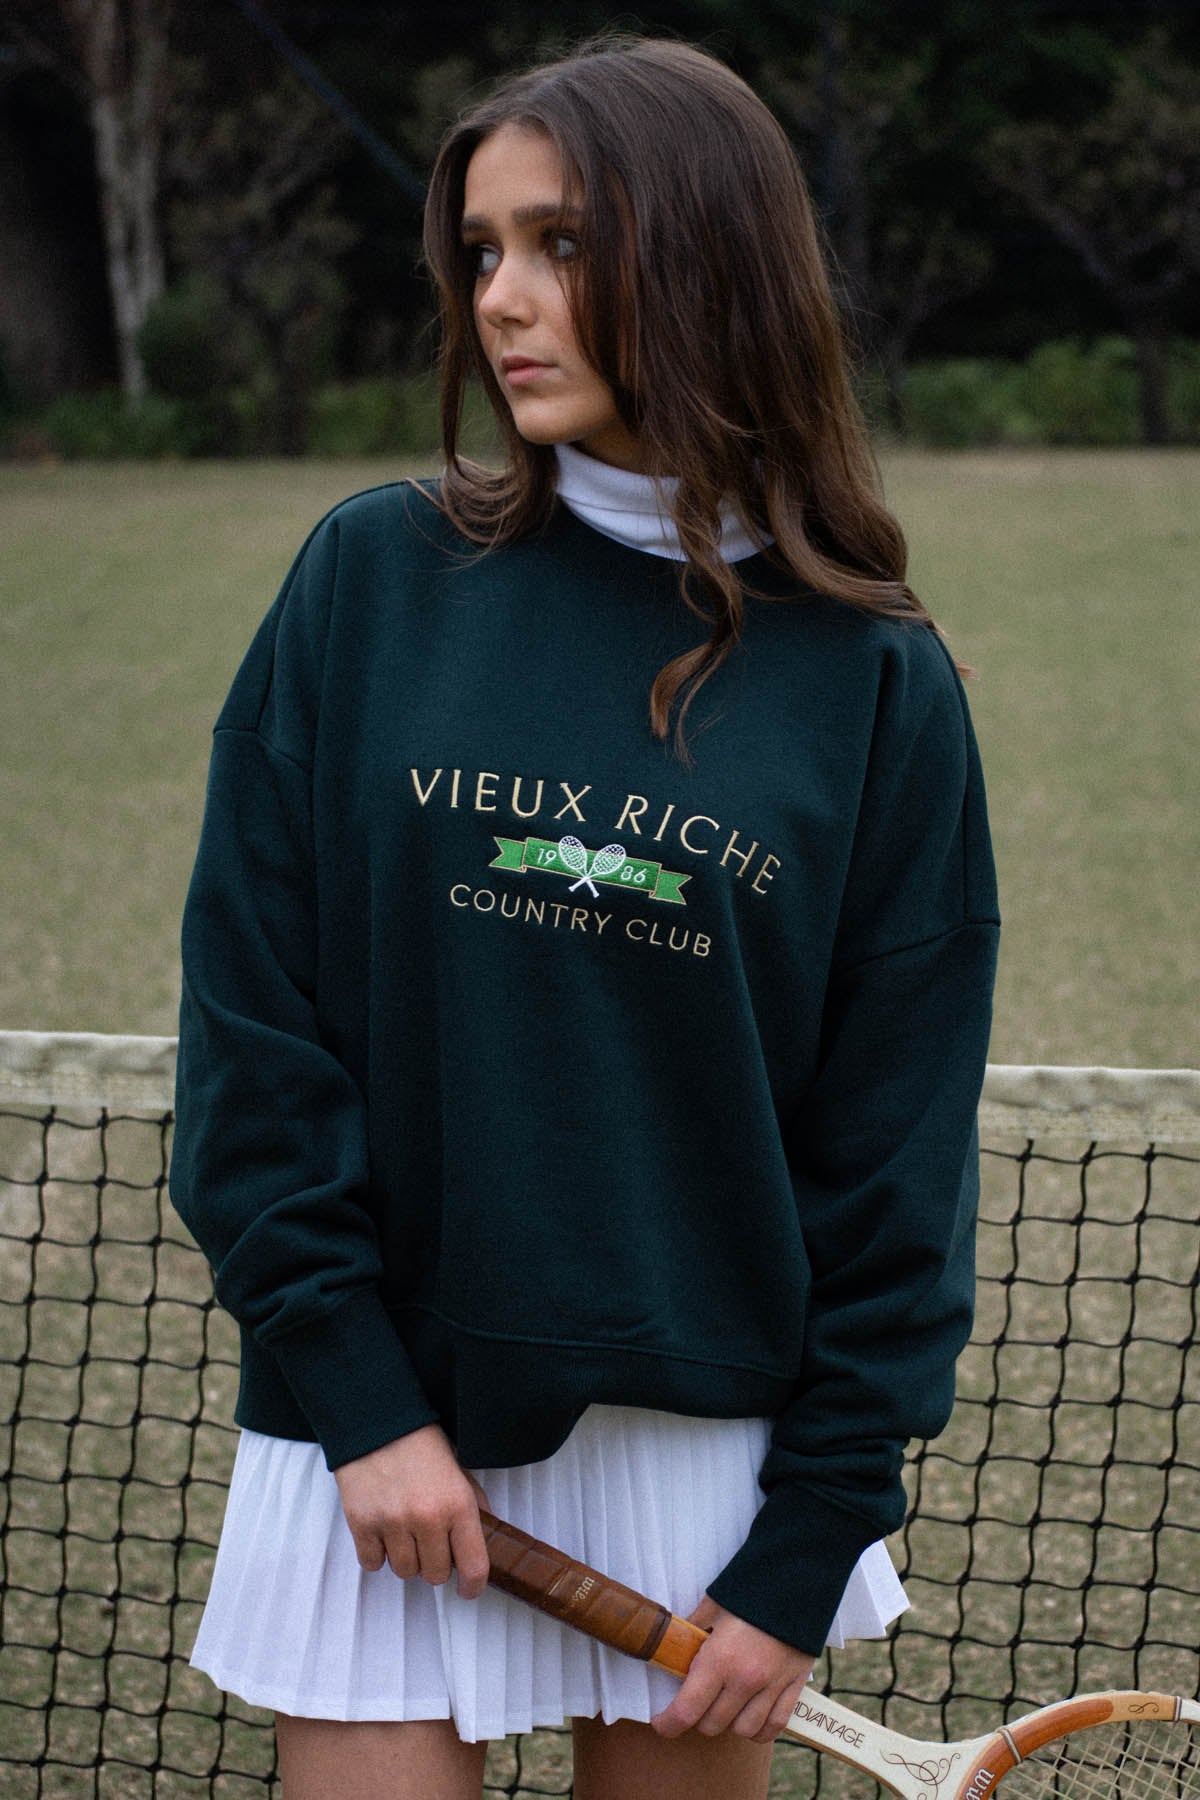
xmin=557 ymin=834 xmax=626 ymax=897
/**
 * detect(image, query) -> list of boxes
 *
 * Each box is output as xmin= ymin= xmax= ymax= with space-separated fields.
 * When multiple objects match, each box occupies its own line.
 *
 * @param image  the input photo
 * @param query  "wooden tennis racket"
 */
xmin=479 ymin=1510 xmax=1200 ymax=1799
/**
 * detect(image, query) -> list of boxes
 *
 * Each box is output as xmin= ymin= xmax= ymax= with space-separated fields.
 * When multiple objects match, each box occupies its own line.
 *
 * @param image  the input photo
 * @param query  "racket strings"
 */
xmin=999 ymin=1722 xmax=1200 ymax=1800
xmin=590 ymin=844 xmax=627 ymax=878
xmin=557 ymin=835 xmax=589 ymax=876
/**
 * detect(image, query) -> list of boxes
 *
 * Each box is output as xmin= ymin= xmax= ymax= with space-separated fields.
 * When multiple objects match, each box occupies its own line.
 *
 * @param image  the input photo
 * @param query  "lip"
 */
xmin=500 ymin=356 xmax=554 ymax=386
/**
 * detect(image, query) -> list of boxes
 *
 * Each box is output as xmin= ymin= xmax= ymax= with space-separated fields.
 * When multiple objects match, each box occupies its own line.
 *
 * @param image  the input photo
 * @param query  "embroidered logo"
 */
xmin=489 ymin=834 xmax=691 ymax=905
xmin=558 ymin=835 xmax=625 ymax=897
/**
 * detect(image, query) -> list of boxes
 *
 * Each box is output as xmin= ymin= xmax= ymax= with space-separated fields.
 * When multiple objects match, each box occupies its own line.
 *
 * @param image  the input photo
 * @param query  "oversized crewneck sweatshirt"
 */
xmin=169 ymin=475 xmax=999 ymax=1655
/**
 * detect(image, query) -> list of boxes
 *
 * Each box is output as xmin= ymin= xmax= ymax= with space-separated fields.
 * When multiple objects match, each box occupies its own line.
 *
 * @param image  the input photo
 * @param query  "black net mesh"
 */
xmin=0 ymin=1047 xmax=1196 ymax=1798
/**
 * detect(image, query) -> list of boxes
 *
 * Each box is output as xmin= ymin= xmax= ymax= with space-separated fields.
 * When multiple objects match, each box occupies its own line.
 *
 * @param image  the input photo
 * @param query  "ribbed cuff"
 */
xmin=264 ymin=1286 xmax=440 ymax=1470
xmin=705 ymin=1479 xmax=894 ymax=1655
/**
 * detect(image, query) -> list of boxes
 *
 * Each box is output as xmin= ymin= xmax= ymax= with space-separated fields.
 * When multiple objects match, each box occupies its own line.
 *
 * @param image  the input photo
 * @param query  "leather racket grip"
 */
xmin=479 ymin=1510 xmax=709 ymax=1677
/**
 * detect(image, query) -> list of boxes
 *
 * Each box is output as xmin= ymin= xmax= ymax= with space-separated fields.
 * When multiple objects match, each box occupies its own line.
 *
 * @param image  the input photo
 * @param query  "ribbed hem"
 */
xmin=231 ymin=1303 xmax=798 ymax=1471
xmin=397 ymin=1304 xmax=800 ymax=1469
xmin=245 ymin=1287 xmax=440 ymax=1469
xmin=227 ymin=1305 xmax=908 ymax=1655
xmin=706 ymin=1477 xmax=904 ymax=1655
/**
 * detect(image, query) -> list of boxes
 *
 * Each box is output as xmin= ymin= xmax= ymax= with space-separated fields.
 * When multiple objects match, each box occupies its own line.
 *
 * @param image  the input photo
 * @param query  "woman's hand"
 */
xmin=650 ymin=1595 xmax=815 ymax=1743
xmin=333 ymin=1422 xmax=493 ymax=1598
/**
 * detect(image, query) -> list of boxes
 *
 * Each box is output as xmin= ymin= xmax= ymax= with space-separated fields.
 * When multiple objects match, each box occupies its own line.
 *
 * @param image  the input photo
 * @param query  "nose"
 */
xmin=475 ymin=251 xmax=537 ymax=329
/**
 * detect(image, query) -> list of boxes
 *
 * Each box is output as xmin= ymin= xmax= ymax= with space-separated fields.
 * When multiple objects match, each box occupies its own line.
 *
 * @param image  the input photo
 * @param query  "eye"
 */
xmin=550 ymin=231 xmax=578 ymax=261
xmin=467 ymin=243 xmax=500 ymax=278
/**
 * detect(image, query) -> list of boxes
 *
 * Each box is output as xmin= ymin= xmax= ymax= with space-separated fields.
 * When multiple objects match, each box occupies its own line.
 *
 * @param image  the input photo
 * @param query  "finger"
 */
xmin=692 ymin=1680 xmax=760 ymax=1738
xmin=687 ymin=1648 xmax=780 ymax=1738
xmin=353 ymin=1531 xmax=386 ymax=1573
xmin=650 ymin=1660 xmax=725 ymax=1738
xmin=383 ymin=1529 xmax=420 ymax=1580
xmin=735 ymin=1682 xmax=791 ymax=1742
xmin=750 ymin=1677 xmax=810 ymax=1745
xmin=465 ymin=1473 xmax=493 ymax=1513
xmin=413 ymin=1522 xmax=454 ymax=1586
xmin=450 ymin=1510 xmax=490 ymax=1600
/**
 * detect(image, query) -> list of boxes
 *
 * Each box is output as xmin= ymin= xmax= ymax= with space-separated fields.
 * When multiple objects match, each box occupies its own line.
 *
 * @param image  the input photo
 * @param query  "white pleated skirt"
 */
xmin=190 ymin=1404 xmax=907 ymax=1742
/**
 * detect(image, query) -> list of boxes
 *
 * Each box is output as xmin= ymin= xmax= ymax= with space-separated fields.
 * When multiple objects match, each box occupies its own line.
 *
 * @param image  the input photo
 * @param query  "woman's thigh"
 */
xmin=571 ymin=1712 xmax=775 ymax=1800
xmin=274 ymin=1714 xmax=489 ymax=1800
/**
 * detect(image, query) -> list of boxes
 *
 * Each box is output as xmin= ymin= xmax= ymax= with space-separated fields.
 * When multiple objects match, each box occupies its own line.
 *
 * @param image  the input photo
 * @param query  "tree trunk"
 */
xmin=278 ymin=305 xmax=322 ymax=457
xmin=63 ymin=0 xmax=170 ymax=398
xmin=817 ymin=18 xmax=874 ymax=348
xmin=1129 ymin=318 xmax=1171 ymax=446
xmin=878 ymin=339 xmax=907 ymax=436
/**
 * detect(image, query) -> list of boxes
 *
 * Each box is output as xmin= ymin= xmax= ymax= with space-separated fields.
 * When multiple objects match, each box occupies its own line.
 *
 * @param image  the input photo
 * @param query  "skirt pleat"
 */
xmin=190 ymin=1404 xmax=908 ymax=1741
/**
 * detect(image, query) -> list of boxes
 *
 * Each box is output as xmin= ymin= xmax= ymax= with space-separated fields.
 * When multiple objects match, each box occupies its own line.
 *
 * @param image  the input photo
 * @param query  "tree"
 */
xmin=166 ymin=64 xmax=354 ymax=453
xmin=52 ymin=0 xmax=172 ymax=397
xmin=9 ymin=0 xmax=171 ymax=397
xmin=984 ymin=26 xmax=1200 ymax=443
xmin=761 ymin=16 xmax=992 ymax=424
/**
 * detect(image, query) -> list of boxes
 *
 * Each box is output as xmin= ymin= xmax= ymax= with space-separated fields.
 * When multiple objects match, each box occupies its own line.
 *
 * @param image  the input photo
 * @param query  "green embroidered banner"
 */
xmin=490 ymin=837 xmax=690 ymax=905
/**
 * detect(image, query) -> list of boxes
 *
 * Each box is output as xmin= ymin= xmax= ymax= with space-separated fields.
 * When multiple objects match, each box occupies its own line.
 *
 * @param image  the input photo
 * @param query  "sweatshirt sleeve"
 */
xmin=168 ymin=511 xmax=440 ymax=1469
xmin=706 ymin=624 xmax=1000 ymax=1653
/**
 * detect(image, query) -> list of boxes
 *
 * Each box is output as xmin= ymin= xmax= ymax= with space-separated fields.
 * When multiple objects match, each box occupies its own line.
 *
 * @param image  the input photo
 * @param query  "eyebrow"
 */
xmin=460 ymin=200 xmax=584 ymax=236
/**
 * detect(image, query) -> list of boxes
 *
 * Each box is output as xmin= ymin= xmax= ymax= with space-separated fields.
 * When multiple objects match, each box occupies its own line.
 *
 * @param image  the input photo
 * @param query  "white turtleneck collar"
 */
xmin=553 ymin=441 xmax=772 ymax=564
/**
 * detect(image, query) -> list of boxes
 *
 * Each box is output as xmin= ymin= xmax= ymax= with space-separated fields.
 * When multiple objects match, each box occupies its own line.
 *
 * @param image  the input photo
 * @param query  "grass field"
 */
xmin=1 ymin=449 xmax=1196 ymax=1068
xmin=884 ymin=449 xmax=1199 ymax=1070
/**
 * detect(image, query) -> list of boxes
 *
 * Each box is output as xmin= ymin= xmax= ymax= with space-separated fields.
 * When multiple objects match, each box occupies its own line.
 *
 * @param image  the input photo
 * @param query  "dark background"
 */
xmin=3 ymin=0 xmax=1198 ymax=448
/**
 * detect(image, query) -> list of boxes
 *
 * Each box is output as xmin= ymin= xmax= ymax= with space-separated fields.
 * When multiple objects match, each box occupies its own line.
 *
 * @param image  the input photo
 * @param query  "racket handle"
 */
xmin=479 ymin=1510 xmax=709 ymax=1676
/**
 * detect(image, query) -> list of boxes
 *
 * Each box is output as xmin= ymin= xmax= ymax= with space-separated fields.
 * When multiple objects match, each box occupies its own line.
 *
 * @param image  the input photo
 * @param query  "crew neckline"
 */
xmin=553 ymin=442 xmax=772 ymax=564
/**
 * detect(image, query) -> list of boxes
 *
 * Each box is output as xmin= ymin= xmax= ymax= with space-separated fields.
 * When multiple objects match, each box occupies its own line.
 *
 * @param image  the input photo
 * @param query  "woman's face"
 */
xmin=462 ymin=123 xmax=643 ymax=471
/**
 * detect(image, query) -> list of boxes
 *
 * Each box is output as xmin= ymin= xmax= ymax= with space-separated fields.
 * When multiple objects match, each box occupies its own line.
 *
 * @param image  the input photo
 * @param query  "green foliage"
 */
xmin=1018 ymin=337 xmax=1139 ymax=445
xmin=1167 ymin=340 xmax=1200 ymax=442
xmin=982 ymin=23 xmax=1200 ymax=424
xmin=20 ymin=337 xmax=1199 ymax=458
xmin=132 ymin=279 xmax=246 ymax=455
xmin=137 ymin=277 xmax=234 ymax=401
xmin=899 ymin=336 xmax=1198 ymax=447
xmin=899 ymin=358 xmax=1034 ymax=447
xmin=42 ymin=391 xmax=191 ymax=459
xmin=851 ymin=363 xmax=892 ymax=439
xmin=37 ymin=388 xmax=247 ymax=460
xmin=165 ymin=65 xmax=359 ymax=454
xmin=0 ymin=341 xmax=22 ymax=421
xmin=307 ymin=376 xmax=501 ymax=458
xmin=224 ymin=381 xmax=280 ymax=457
xmin=307 ymin=377 xmax=442 ymax=456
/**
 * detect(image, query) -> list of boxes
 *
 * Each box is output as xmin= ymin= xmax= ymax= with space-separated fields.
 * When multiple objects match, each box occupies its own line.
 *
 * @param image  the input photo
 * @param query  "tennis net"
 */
xmin=1 ymin=1033 xmax=1196 ymax=1798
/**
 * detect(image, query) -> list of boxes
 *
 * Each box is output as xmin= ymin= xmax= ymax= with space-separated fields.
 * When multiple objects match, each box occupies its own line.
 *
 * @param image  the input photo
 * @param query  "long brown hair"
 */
xmin=423 ymin=34 xmax=943 ymax=765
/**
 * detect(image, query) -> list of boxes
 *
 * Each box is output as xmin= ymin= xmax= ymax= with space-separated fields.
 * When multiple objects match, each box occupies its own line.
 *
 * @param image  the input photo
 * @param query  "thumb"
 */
xmin=465 ymin=1473 xmax=493 ymax=1514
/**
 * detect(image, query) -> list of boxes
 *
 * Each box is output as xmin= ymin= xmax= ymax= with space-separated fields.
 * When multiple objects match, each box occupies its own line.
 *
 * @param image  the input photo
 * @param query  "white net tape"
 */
xmin=0 ymin=1030 xmax=179 ymax=1110
xmin=1 ymin=1031 xmax=1198 ymax=1142
xmin=979 ymin=1065 xmax=1200 ymax=1145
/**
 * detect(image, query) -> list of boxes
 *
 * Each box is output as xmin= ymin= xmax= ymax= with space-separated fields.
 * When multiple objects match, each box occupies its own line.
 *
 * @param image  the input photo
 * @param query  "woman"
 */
xmin=170 ymin=35 xmax=999 ymax=1800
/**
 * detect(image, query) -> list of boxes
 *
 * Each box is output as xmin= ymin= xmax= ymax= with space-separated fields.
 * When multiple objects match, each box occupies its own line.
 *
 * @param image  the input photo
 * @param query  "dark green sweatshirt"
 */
xmin=169 ymin=479 xmax=999 ymax=1655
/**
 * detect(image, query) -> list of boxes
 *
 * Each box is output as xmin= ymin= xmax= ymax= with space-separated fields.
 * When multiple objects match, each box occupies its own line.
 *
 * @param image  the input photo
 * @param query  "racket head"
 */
xmin=780 ymin=1687 xmax=1198 ymax=1800
xmin=954 ymin=1692 xmax=1200 ymax=1800
xmin=590 ymin=843 xmax=627 ymax=879
xmin=557 ymin=834 xmax=588 ymax=875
